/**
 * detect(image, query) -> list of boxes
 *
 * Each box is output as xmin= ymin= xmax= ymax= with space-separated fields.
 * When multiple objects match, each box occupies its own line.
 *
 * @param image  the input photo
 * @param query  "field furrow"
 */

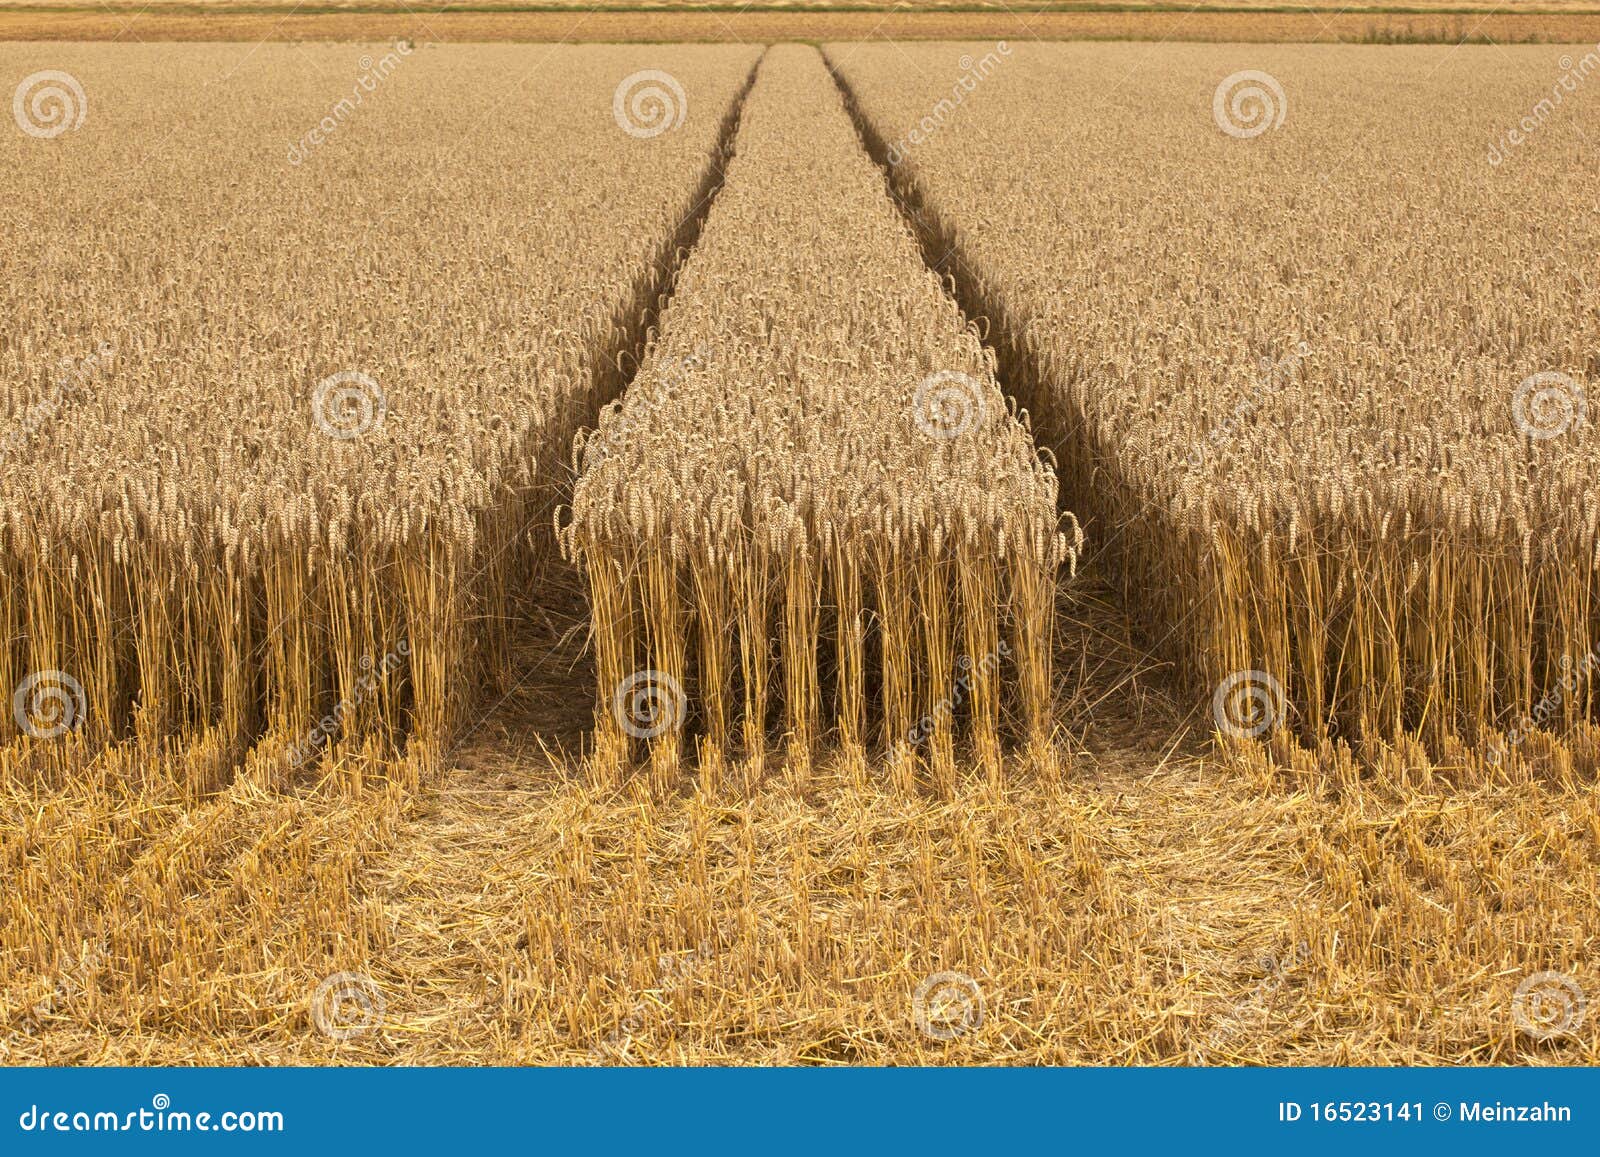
xmin=565 ymin=44 xmax=1077 ymax=786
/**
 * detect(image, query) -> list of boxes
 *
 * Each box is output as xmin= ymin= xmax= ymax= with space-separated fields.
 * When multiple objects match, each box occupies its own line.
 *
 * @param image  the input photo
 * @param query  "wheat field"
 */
xmin=1 ymin=39 xmax=1596 ymax=1066
xmin=564 ymin=46 xmax=1075 ymax=791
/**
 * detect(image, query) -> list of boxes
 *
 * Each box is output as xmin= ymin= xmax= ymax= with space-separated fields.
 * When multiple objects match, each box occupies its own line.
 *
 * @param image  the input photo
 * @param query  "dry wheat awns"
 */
xmin=563 ymin=45 xmax=1077 ymax=786
xmin=0 ymin=43 xmax=759 ymax=771
xmin=831 ymin=41 xmax=1600 ymax=755
xmin=3 ymin=42 xmax=1596 ymax=1070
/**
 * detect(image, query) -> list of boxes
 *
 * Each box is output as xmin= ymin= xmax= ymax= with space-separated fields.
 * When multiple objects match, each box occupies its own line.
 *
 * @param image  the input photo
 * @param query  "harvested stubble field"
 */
xmin=1 ymin=40 xmax=1597 ymax=1067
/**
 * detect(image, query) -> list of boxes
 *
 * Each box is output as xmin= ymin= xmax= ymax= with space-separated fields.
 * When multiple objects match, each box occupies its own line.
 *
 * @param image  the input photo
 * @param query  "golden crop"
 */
xmin=1 ymin=41 xmax=1594 ymax=1068
xmin=0 ymin=42 xmax=759 ymax=763
xmin=564 ymin=45 xmax=1077 ymax=790
xmin=833 ymin=41 xmax=1600 ymax=755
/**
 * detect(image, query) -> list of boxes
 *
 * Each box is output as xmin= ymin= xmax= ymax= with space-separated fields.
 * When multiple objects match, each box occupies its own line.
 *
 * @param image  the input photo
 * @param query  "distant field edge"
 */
xmin=6 ymin=3 xmax=1600 ymax=16
xmin=4 ymin=9 xmax=1598 ymax=41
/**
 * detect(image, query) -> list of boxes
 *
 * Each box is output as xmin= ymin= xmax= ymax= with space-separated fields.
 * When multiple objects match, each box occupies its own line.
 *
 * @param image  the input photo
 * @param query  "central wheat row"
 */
xmin=563 ymin=46 xmax=1076 ymax=783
